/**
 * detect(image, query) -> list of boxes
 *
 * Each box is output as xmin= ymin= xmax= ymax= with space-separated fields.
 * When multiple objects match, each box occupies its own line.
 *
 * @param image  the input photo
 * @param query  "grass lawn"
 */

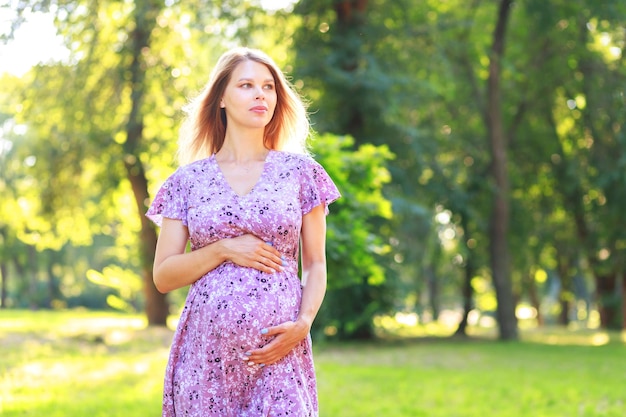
xmin=1 ymin=309 xmax=624 ymax=416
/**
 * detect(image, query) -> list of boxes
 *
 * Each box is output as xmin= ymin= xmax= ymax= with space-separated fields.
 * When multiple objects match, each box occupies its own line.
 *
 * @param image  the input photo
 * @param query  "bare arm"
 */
xmin=245 ymin=204 xmax=328 ymax=365
xmin=296 ymin=204 xmax=329 ymax=329
xmin=153 ymin=217 xmax=284 ymax=293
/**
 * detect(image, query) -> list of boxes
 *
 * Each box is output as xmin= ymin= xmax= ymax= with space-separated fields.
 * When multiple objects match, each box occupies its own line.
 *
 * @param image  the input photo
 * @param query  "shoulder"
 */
xmin=271 ymin=150 xmax=320 ymax=170
xmin=171 ymin=158 xmax=212 ymax=179
xmin=179 ymin=157 xmax=213 ymax=174
xmin=160 ymin=158 xmax=212 ymax=191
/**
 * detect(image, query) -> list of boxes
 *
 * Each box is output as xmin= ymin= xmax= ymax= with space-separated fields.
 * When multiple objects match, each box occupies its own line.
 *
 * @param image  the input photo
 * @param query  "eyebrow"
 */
xmin=237 ymin=78 xmax=275 ymax=83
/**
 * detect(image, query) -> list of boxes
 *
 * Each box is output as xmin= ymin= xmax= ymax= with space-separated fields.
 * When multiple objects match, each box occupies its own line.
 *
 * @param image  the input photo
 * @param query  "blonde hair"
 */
xmin=178 ymin=47 xmax=310 ymax=165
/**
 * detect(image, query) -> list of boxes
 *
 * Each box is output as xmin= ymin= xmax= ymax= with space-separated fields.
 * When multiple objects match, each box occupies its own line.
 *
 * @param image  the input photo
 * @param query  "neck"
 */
xmin=218 ymin=127 xmax=268 ymax=162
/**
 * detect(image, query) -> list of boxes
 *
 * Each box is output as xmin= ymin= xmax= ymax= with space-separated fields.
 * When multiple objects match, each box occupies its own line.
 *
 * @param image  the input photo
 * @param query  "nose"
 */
xmin=255 ymin=85 xmax=265 ymax=99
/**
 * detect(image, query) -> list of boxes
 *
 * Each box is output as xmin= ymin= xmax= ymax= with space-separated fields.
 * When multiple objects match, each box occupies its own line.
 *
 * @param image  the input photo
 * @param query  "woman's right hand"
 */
xmin=220 ymin=234 xmax=284 ymax=274
xmin=154 ymin=219 xmax=284 ymax=293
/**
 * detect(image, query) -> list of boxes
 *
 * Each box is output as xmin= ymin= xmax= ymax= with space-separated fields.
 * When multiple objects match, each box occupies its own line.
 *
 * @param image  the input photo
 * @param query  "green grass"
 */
xmin=0 ymin=310 xmax=170 ymax=417
xmin=1 ymin=310 xmax=625 ymax=416
xmin=316 ymin=341 xmax=625 ymax=416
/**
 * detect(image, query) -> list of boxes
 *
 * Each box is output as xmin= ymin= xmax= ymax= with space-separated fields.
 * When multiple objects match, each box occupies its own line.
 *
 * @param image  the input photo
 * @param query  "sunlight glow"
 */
xmin=435 ymin=210 xmax=451 ymax=225
xmin=0 ymin=11 xmax=70 ymax=76
xmin=0 ymin=138 xmax=11 ymax=156
xmin=24 ymin=155 xmax=36 ymax=167
xmin=609 ymin=46 xmax=621 ymax=59
xmin=590 ymin=333 xmax=610 ymax=346
xmin=516 ymin=305 xmax=537 ymax=320
xmin=260 ymin=0 xmax=298 ymax=12
xmin=394 ymin=312 xmax=418 ymax=326
xmin=586 ymin=20 xmax=623 ymax=63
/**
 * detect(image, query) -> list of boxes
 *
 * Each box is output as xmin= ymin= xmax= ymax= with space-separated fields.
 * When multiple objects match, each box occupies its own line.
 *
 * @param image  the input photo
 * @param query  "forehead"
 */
xmin=231 ymin=59 xmax=274 ymax=81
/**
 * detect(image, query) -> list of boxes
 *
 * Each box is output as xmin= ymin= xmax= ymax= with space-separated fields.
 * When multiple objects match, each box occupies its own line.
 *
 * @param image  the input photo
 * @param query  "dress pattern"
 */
xmin=146 ymin=150 xmax=340 ymax=417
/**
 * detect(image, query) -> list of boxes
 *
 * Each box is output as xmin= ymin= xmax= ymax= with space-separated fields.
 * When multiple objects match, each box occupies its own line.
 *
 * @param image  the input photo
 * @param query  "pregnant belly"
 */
xmin=188 ymin=263 xmax=302 ymax=345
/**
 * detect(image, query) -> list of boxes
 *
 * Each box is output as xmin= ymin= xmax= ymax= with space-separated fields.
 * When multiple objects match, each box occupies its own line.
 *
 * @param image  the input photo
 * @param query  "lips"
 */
xmin=250 ymin=105 xmax=268 ymax=112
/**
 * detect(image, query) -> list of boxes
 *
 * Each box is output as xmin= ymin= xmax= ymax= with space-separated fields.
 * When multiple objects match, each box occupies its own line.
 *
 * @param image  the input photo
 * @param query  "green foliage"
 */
xmin=311 ymin=133 xmax=394 ymax=339
xmin=502 ymin=0 xmax=626 ymax=327
xmin=2 ymin=0 xmax=626 ymax=333
xmin=294 ymin=0 xmax=626 ymax=332
xmin=0 ymin=0 xmax=282 ymax=312
xmin=86 ymin=266 xmax=144 ymax=313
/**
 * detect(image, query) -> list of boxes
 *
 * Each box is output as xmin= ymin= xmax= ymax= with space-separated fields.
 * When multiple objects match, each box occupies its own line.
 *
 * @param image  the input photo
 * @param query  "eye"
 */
xmin=241 ymin=82 xmax=252 ymax=88
xmin=263 ymin=83 xmax=275 ymax=90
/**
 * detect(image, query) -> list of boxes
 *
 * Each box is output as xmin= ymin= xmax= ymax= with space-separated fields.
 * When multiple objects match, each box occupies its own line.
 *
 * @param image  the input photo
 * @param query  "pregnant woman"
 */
xmin=146 ymin=47 xmax=340 ymax=417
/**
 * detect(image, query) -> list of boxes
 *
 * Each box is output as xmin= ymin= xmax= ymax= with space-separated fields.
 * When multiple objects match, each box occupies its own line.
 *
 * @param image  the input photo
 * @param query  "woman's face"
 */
xmin=220 ymin=60 xmax=277 ymax=131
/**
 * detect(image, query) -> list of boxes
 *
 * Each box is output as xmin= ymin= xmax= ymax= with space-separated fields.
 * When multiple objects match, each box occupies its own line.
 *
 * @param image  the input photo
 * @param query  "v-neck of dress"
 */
xmin=212 ymin=150 xmax=273 ymax=199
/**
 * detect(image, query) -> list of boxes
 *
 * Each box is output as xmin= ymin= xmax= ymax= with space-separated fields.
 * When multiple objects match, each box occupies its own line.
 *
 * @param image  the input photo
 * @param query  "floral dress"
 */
xmin=146 ymin=150 xmax=340 ymax=417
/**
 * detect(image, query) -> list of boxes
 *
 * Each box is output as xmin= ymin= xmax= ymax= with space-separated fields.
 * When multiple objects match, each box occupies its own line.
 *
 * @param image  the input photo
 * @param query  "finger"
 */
xmin=254 ymin=261 xmax=279 ymax=274
xmin=246 ymin=348 xmax=278 ymax=366
xmin=259 ymin=324 xmax=282 ymax=336
xmin=257 ymin=255 xmax=284 ymax=272
xmin=246 ymin=333 xmax=280 ymax=355
xmin=263 ymin=241 xmax=284 ymax=258
xmin=254 ymin=253 xmax=280 ymax=270
xmin=262 ymin=253 xmax=284 ymax=268
xmin=242 ymin=347 xmax=270 ymax=365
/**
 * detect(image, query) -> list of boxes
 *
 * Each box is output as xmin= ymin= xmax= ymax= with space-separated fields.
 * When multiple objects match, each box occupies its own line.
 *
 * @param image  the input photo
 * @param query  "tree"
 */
xmin=121 ymin=0 xmax=168 ymax=325
xmin=5 ymin=0 xmax=171 ymax=323
xmin=310 ymin=133 xmax=393 ymax=339
xmin=486 ymin=0 xmax=518 ymax=339
xmin=4 ymin=0 xmax=625 ymax=335
xmin=291 ymin=0 xmax=396 ymax=338
xmin=508 ymin=0 xmax=626 ymax=329
xmin=293 ymin=0 xmax=522 ymax=338
xmin=3 ymin=0 xmax=282 ymax=320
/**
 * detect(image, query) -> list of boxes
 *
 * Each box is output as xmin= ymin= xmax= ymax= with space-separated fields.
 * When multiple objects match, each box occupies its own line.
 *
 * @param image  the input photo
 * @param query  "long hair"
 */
xmin=177 ymin=47 xmax=310 ymax=165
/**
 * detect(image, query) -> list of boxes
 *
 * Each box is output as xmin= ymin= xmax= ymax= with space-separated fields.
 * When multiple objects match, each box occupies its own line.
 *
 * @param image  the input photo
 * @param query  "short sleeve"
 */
xmin=299 ymin=158 xmax=341 ymax=216
xmin=145 ymin=168 xmax=188 ymax=227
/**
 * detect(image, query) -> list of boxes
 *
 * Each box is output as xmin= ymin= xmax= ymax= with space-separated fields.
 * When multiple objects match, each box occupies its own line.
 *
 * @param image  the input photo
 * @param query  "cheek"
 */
xmin=268 ymin=92 xmax=278 ymax=110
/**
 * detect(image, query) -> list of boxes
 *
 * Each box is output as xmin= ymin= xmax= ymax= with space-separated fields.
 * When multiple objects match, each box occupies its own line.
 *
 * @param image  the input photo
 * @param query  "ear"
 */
xmin=220 ymin=99 xmax=225 ymax=108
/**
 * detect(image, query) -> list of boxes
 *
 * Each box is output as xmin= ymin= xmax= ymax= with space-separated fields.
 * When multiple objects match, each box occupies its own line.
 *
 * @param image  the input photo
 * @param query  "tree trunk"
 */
xmin=0 ymin=260 xmax=7 ymax=308
xmin=0 ymin=227 xmax=7 ymax=308
xmin=28 ymin=245 xmax=38 ymax=309
xmin=486 ymin=0 xmax=517 ymax=340
xmin=595 ymin=273 xmax=621 ymax=329
xmin=123 ymin=0 xmax=168 ymax=326
xmin=454 ymin=257 xmax=475 ymax=337
xmin=620 ymin=272 xmax=626 ymax=330
xmin=556 ymin=254 xmax=573 ymax=326
xmin=454 ymin=212 xmax=475 ymax=337
xmin=526 ymin=271 xmax=543 ymax=326
xmin=425 ymin=265 xmax=439 ymax=321
xmin=334 ymin=0 xmax=368 ymax=138
xmin=335 ymin=0 xmax=368 ymax=22
xmin=45 ymin=252 xmax=55 ymax=309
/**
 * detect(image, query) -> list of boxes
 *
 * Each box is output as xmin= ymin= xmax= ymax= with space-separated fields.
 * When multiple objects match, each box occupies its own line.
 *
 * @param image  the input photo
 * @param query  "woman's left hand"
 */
xmin=244 ymin=319 xmax=310 ymax=366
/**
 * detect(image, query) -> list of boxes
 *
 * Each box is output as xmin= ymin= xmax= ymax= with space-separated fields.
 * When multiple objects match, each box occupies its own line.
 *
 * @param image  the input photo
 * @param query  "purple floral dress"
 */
xmin=146 ymin=150 xmax=340 ymax=417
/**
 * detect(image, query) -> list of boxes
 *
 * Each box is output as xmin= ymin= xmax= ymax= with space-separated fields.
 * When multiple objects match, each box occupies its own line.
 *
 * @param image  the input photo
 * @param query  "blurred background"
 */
xmin=1 ymin=0 xmax=625 ymax=342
